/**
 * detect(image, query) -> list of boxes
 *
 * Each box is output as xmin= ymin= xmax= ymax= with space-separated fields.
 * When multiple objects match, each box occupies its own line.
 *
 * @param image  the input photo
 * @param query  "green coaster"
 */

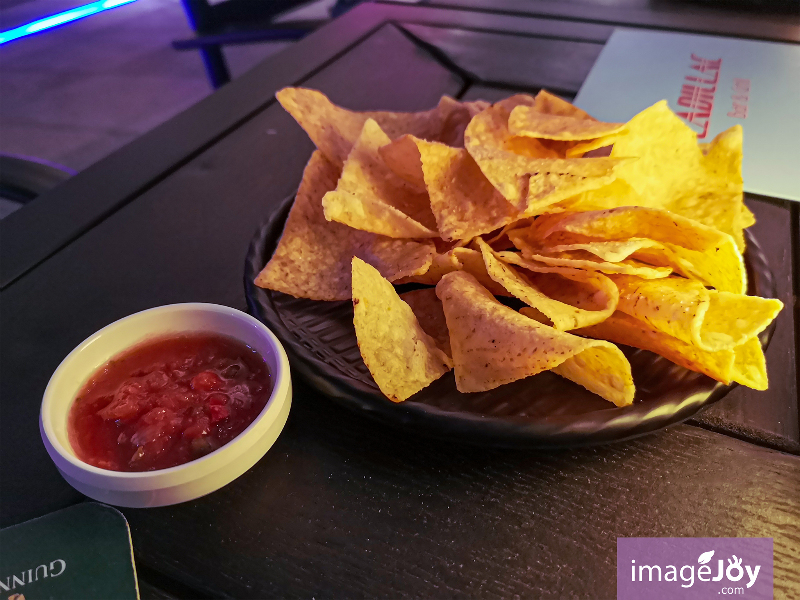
xmin=0 ymin=502 xmax=139 ymax=600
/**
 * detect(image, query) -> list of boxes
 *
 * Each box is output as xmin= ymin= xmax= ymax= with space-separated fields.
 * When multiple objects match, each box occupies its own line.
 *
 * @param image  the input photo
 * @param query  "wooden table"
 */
xmin=2 ymin=2 xmax=798 ymax=597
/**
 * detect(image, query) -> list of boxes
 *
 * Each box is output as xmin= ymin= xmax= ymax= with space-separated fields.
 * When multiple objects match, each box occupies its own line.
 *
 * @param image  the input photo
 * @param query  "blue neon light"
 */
xmin=0 ymin=0 xmax=137 ymax=45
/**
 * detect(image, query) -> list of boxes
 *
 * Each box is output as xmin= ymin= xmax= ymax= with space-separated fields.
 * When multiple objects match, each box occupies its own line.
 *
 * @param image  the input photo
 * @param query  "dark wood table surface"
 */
xmin=2 ymin=2 xmax=799 ymax=598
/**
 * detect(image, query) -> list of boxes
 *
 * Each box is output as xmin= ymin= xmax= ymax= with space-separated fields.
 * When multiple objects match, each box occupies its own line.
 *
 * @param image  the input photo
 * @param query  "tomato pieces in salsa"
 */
xmin=69 ymin=333 xmax=272 ymax=472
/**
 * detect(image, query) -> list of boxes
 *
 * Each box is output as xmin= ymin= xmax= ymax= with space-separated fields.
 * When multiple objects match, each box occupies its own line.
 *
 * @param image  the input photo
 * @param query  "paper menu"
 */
xmin=573 ymin=28 xmax=800 ymax=202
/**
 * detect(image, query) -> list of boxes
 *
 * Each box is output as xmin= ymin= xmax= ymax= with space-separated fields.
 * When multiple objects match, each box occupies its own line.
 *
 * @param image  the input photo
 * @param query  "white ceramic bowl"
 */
xmin=40 ymin=303 xmax=292 ymax=508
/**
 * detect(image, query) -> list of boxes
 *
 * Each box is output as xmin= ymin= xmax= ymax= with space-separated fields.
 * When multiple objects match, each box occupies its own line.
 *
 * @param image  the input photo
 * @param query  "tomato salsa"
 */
xmin=69 ymin=333 xmax=273 ymax=472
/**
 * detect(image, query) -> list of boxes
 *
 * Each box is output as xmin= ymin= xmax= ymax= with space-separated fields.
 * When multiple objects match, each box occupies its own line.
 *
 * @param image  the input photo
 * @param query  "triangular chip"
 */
xmin=531 ymin=90 xmax=595 ymax=120
xmin=477 ymin=239 xmax=618 ymax=331
xmin=508 ymin=105 xmax=625 ymax=141
xmin=436 ymin=272 xmax=634 ymax=406
xmin=526 ymin=206 xmax=746 ymax=293
xmin=255 ymin=151 xmax=434 ymax=300
xmin=603 ymin=101 xmax=748 ymax=250
xmin=612 ymin=275 xmax=782 ymax=352
xmin=731 ymin=337 xmax=768 ymax=391
xmin=379 ymin=135 xmax=427 ymax=190
xmin=414 ymin=138 xmax=519 ymax=241
xmin=502 ymin=236 xmax=674 ymax=279
xmin=400 ymin=288 xmax=452 ymax=358
xmin=322 ymin=119 xmax=438 ymax=238
xmin=277 ymin=88 xmax=488 ymax=167
xmin=464 ymin=99 xmax=630 ymax=213
xmin=352 ymin=258 xmax=451 ymax=402
xmin=575 ymin=311 xmax=736 ymax=384
xmin=398 ymin=246 xmax=507 ymax=295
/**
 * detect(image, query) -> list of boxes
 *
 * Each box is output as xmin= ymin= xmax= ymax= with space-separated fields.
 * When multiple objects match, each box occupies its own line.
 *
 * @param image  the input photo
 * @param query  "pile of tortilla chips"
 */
xmin=256 ymin=87 xmax=783 ymax=406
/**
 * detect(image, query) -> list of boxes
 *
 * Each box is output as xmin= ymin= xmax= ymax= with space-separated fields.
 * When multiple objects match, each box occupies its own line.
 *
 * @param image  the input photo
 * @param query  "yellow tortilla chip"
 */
xmin=528 ymin=206 xmax=746 ymax=294
xmin=464 ymin=97 xmax=630 ymax=213
xmin=550 ymin=179 xmax=642 ymax=212
xmin=731 ymin=337 xmax=768 ymax=391
xmin=322 ymin=119 xmax=438 ymax=238
xmin=601 ymin=101 xmax=748 ymax=250
xmin=546 ymin=239 xmax=661 ymax=262
xmin=276 ymin=88 xmax=487 ymax=167
xmin=400 ymin=288 xmax=452 ymax=358
xmin=508 ymin=105 xmax=625 ymax=141
xmin=477 ymin=239 xmax=618 ymax=331
xmin=352 ymin=258 xmax=451 ymax=402
xmin=436 ymin=272 xmax=634 ymax=406
xmin=576 ymin=311 xmax=736 ymax=385
xmin=255 ymin=151 xmax=434 ymax=300
xmin=611 ymin=275 xmax=782 ymax=352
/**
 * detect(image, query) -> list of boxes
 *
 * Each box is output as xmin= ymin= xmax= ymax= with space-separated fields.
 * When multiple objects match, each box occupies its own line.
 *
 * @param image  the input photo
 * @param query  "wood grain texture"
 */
xmin=399 ymin=23 xmax=604 ymax=95
xmin=122 ymin=382 xmax=800 ymax=599
xmin=689 ymin=198 xmax=799 ymax=453
xmin=409 ymin=0 xmax=800 ymax=42
xmin=0 ymin=25 xmax=462 ymax=527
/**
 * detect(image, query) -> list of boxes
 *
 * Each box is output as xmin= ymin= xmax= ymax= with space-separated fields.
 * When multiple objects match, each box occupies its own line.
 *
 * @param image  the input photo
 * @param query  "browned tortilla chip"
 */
xmin=399 ymin=247 xmax=507 ymax=295
xmin=436 ymin=272 xmax=634 ymax=405
xmin=379 ymin=135 xmax=427 ymax=190
xmin=477 ymin=239 xmax=618 ymax=330
xmin=322 ymin=119 xmax=438 ymax=238
xmin=414 ymin=138 xmax=519 ymax=240
xmin=508 ymin=105 xmax=626 ymax=141
xmin=400 ymin=288 xmax=452 ymax=358
xmin=576 ymin=311 xmax=736 ymax=384
xmin=277 ymin=88 xmax=488 ymax=167
xmin=352 ymin=258 xmax=451 ymax=402
xmin=255 ymin=151 xmax=434 ymax=300
xmin=465 ymin=99 xmax=630 ymax=213
xmin=531 ymin=90 xmax=595 ymax=120
xmin=527 ymin=206 xmax=746 ymax=293
xmin=612 ymin=275 xmax=782 ymax=352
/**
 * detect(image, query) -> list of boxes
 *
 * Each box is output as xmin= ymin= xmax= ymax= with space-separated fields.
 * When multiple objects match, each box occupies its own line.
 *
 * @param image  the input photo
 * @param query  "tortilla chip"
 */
xmin=400 ymin=288 xmax=452 ymax=358
xmin=255 ymin=151 xmax=434 ymax=300
xmin=412 ymin=138 xmax=520 ymax=240
xmin=477 ymin=239 xmax=618 ymax=331
xmin=276 ymin=88 xmax=488 ymax=167
xmin=322 ymin=119 xmax=438 ymax=238
xmin=731 ymin=337 xmax=768 ymax=391
xmin=549 ymin=179 xmax=642 ymax=212
xmin=527 ymin=206 xmax=746 ymax=294
xmin=612 ymin=275 xmax=783 ymax=352
xmin=465 ymin=100 xmax=630 ymax=213
xmin=352 ymin=258 xmax=451 ymax=402
xmin=531 ymin=90 xmax=595 ymax=120
xmin=576 ymin=311 xmax=736 ymax=384
xmin=437 ymin=272 xmax=634 ymax=406
xmin=597 ymin=101 xmax=748 ymax=250
xmin=379 ymin=135 xmax=427 ymax=190
xmin=546 ymin=239 xmax=662 ymax=262
xmin=508 ymin=105 xmax=625 ymax=141
xmin=399 ymin=247 xmax=508 ymax=295
xmin=502 ymin=232 xmax=674 ymax=279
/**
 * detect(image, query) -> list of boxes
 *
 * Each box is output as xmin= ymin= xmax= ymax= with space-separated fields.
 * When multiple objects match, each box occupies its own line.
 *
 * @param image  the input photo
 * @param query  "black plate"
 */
xmin=244 ymin=195 xmax=778 ymax=448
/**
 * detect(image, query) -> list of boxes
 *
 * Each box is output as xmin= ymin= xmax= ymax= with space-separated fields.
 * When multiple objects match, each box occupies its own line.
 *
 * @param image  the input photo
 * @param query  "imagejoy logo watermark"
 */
xmin=617 ymin=538 xmax=773 ymax=599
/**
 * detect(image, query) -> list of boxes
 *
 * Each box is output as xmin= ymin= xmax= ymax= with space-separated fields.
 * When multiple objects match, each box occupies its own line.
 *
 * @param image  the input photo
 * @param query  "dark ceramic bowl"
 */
xmin=244 ymin=195 xmax=777 ymax=448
